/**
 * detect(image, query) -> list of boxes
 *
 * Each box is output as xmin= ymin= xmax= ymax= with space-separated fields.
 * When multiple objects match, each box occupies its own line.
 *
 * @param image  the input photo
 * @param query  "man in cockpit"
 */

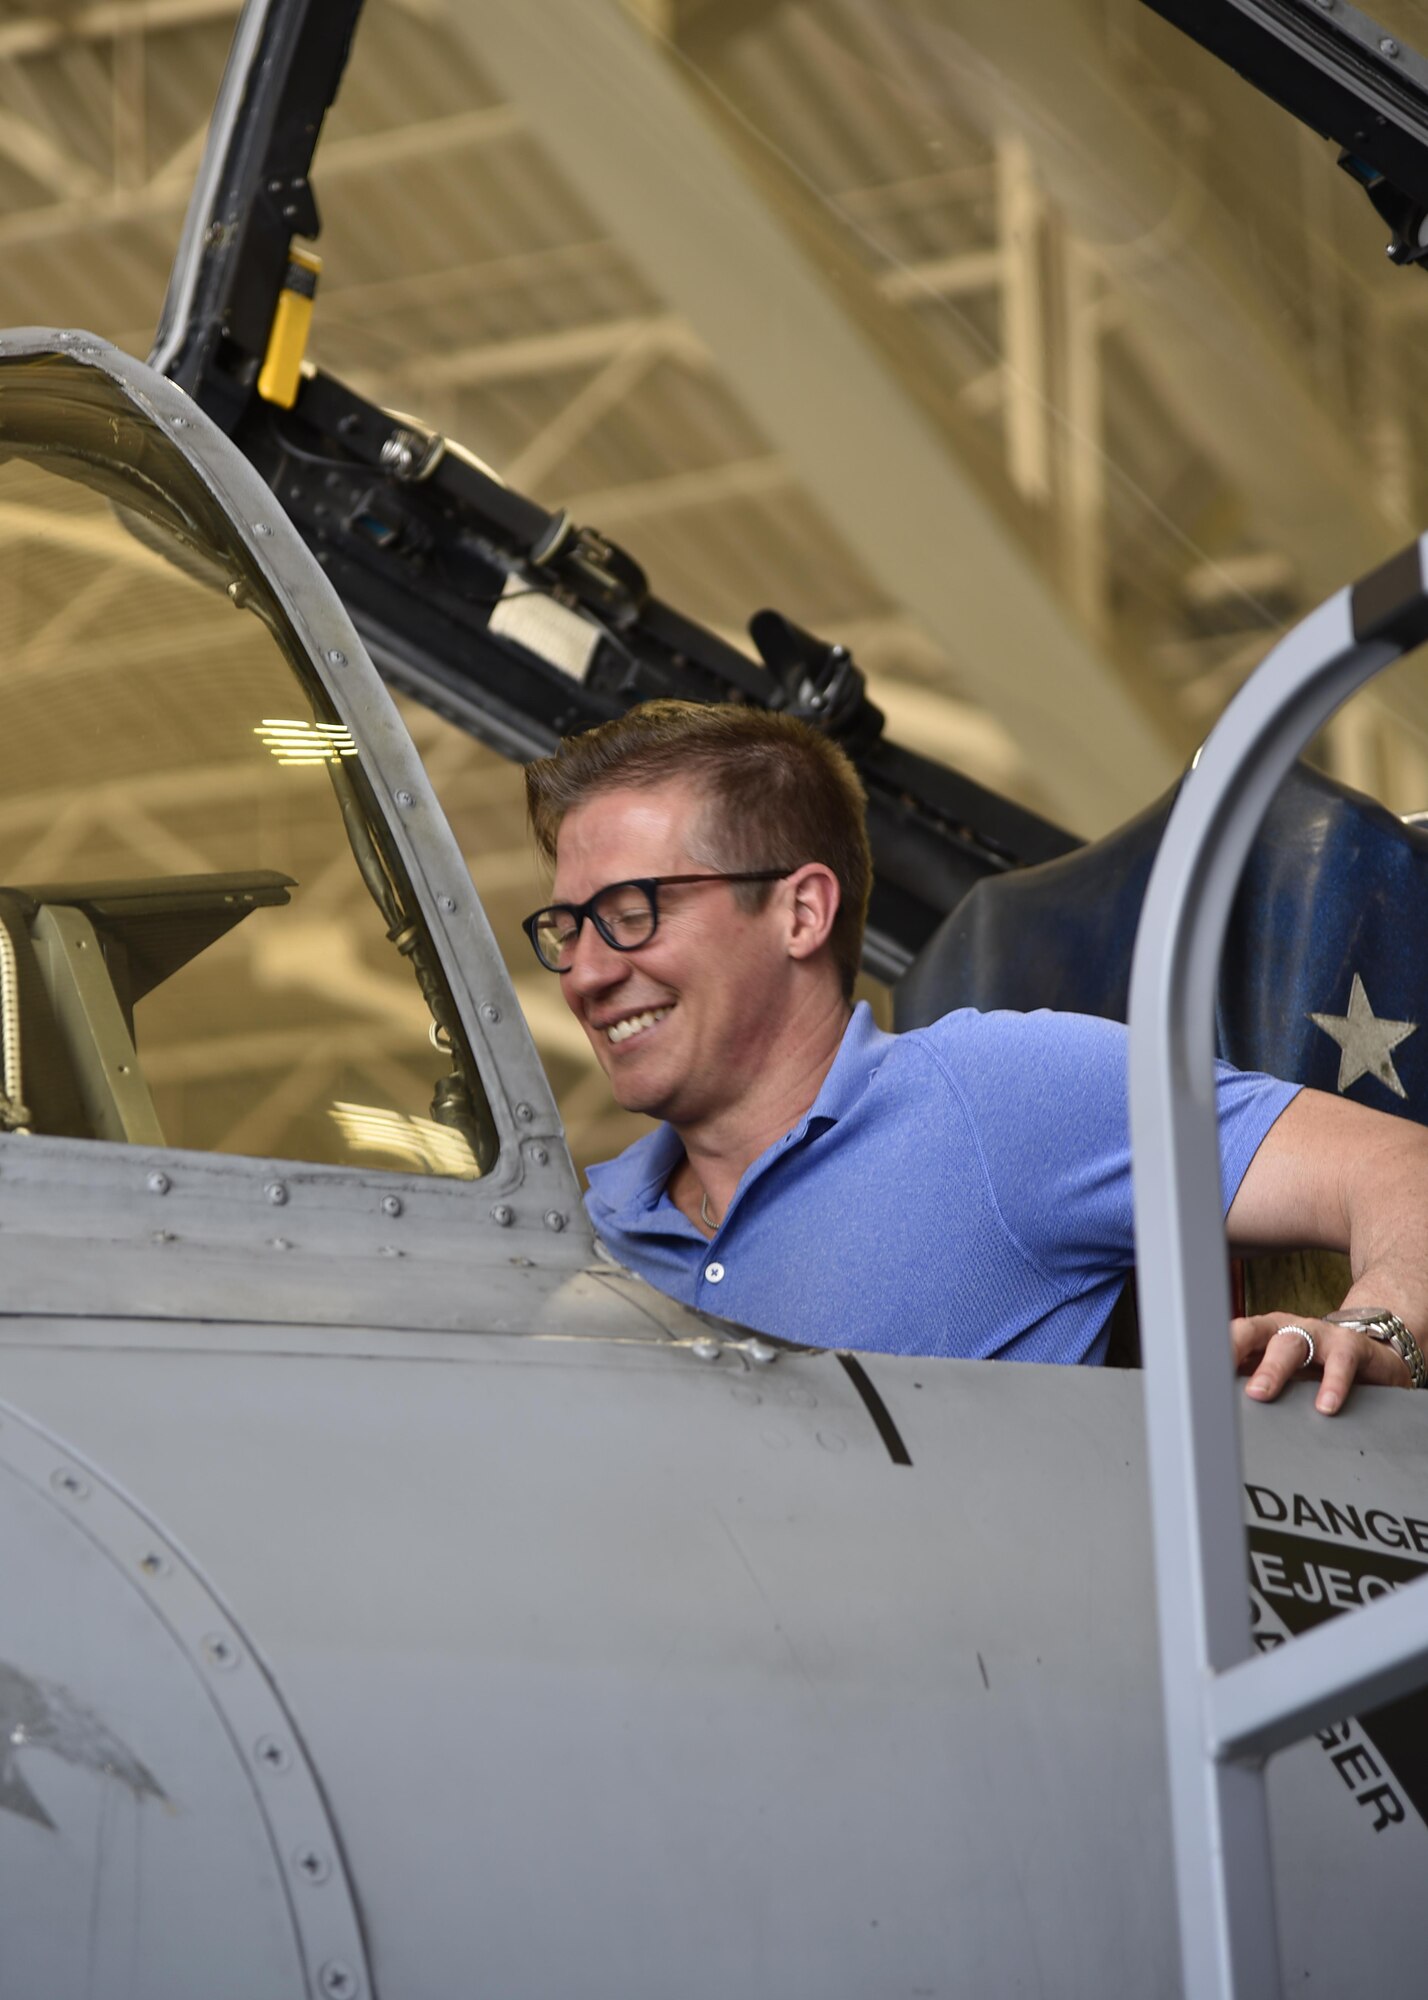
xmin=521 ymin=700 xmax=1427 ymax=1410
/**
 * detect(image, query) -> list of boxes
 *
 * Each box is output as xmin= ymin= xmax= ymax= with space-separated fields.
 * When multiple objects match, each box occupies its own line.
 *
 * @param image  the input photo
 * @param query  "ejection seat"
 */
xmin=893 ymin=759 xmax=1428 ymax=1362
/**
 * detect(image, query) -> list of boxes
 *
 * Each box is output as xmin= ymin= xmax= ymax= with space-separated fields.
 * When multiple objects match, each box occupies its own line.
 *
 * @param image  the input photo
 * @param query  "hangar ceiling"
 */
xmin=0 ymin=0 xmax=1426 ymax=1171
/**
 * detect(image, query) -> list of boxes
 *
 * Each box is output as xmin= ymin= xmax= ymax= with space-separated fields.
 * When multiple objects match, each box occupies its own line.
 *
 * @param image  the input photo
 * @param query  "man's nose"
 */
xmin=561 ymin=919 xmax=627 ymax=1000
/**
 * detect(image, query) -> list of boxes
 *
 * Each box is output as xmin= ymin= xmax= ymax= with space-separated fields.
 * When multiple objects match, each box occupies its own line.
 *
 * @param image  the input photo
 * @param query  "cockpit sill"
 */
xmin=0 ymin=1124 xmax=596 ymax=1328
xmin=0 ymin=1138 xmax=793 ymax=1362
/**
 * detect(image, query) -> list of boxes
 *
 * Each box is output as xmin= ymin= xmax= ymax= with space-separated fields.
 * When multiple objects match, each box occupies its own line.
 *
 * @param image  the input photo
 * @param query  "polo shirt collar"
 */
xmin=796 ymin=998 xmax=890 ymax=1131
xmin=584 ymin=1001 xmax=892 ymax=1224
xmin=586 ymin=1119 xmax=685 ymax=1217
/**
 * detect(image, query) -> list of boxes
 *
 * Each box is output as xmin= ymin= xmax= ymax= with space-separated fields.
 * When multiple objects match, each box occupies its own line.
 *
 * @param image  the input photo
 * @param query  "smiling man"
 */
xmin=522 ymin=700 xmax=1428 ymax=1411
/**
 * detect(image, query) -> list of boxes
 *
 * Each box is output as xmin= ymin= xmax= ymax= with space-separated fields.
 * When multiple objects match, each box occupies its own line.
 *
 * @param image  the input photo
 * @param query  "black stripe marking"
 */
xmin=837 ymin=1353 xmax=912 ymax=1467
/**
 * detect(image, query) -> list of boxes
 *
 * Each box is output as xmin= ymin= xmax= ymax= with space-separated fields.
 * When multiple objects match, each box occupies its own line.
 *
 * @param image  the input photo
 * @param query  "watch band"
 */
xmin=1323 ymin=1308 xmax=1428 ymax=1390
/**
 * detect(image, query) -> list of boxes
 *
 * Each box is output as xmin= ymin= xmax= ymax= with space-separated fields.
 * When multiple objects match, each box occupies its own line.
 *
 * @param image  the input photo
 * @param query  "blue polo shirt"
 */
xmin=584 ymin=1003 xmax=1300 ymax=1363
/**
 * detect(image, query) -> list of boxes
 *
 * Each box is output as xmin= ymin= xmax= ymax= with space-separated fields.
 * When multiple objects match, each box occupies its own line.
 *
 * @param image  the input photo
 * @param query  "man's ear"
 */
xmin=784 ymin=863 xmax=841 ymax=961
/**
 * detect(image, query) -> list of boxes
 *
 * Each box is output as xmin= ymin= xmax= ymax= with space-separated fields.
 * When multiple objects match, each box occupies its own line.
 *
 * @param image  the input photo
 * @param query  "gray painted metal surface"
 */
xmin=1130 ymin=568 xmax=1428 ymax=1996
xmin=1 ymin=1326 xmax=1428 ymax=1997
xmin=0 ymin=1392 xmax=367 ymax=2000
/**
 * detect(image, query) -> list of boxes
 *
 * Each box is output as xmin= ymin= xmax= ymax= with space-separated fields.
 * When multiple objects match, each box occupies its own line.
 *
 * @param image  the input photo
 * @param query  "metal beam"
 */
xmin=503 ymin=321 xmax=682 ymax=488
xmin=1057 ymin=232 xmax=1110 ymax=639
xmin=867 ymin=0 xmax=1391 ymax=593
xmin=454 ymin=0 xmax=1183 ymax=832
xmin=113 ymin=243 xmax=627 ymax=363
xmin=393 ymin=310 xmax=703 ymax=391
xmin=0 ymin=108 xmax=103 ymax=199
xmin=556 ymin=453 xmax=787 ymax=526
xmin=876 ymin=246 xmax=1003 ymax=307
xmin=0 ymin=1 xmax=241 ymax=63
xmin=0 ymin=101 xmax=522 ymax=252
xmin=997 ymin=133 xmax=1052 ymax=505
xmin=322 ymin=240 xmax=614 ymax=322
xmin=112 ymin=24 xmax=146 ymax=189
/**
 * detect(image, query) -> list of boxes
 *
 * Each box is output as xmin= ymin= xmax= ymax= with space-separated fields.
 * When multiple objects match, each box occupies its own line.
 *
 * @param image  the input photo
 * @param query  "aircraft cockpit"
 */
xmin=0 ymin=346 xmax=492 ymax=1181
xmin=8 ymin=4 xmax=1428 ymax=1998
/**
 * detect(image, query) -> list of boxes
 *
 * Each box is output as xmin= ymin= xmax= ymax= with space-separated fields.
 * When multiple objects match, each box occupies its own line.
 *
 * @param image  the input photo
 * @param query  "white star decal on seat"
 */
xmin=1308 ymin=973 xmax=1417 ymax=1100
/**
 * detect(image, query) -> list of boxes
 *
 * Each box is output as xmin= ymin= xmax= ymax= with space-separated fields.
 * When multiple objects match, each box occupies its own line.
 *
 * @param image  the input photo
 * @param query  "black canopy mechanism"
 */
xmin=1141 ymin=0 xmax=1428 ymax=267
xmin=148 ymin=0 xmax=1078 ymax=982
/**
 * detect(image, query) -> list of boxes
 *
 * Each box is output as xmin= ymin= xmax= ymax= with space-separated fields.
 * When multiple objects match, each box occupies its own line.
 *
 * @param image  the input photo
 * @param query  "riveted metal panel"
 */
xmin=0 ymin=1394 xmax=370 ymax=2000
xmin=1 ymin=1324 xmax=1425 ymax=1996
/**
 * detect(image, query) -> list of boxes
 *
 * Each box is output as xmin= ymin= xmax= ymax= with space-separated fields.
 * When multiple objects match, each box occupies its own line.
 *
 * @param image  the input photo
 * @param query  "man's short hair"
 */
xmin=525 ymin=700 xmax=872 ymax=998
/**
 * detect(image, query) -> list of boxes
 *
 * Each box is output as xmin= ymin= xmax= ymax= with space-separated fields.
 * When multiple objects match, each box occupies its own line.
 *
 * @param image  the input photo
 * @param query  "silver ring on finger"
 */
xmin=1272 ymin=1323 xmax=1315 ymax=1369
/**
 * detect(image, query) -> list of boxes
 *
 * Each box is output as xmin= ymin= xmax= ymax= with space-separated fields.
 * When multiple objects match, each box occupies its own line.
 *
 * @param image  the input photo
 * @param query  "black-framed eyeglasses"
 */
xmin=522 ymin=870 xmax=795 ymax=972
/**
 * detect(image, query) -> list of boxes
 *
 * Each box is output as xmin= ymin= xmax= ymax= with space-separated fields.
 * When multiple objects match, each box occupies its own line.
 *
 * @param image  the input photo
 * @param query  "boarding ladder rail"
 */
xmin=1128 ymin=539 xmax=1428 ymax=2000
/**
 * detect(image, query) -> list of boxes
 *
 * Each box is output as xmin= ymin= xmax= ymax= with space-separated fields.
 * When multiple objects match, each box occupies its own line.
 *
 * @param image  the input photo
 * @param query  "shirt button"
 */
xmin=705 ymin=1262 xmax=725 ymax=1284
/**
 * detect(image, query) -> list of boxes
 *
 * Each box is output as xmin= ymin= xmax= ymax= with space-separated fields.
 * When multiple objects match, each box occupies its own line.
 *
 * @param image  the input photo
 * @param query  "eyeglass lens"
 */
xmin=534 ymin=881 xmax=657 ymax=968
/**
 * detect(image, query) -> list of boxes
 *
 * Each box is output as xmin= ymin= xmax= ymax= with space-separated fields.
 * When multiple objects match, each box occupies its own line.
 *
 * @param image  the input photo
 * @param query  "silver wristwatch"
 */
xmin=1323 ymin=1308 xmax=1428 ymax=1390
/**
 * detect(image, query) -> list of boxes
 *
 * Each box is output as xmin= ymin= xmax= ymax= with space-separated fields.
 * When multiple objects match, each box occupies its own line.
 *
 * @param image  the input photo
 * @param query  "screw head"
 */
xmin=543 ymin=1210 xmax=567 ymax=1232
xmin=147 ymin=1170 xmax=170 ymax=1195
xmin=50 ymin=1467 xmax=90 ymax=1498
xmin=270 ymin=1236 xmax=292 ymax=1251
xmin=325 ymin=648 xmax=347 ymax=667
xmin=266 ymin=1181 xmax=289 ymax=1206
xmin=481 ymin=1003 xmax=500 ymax=1024
xmin=380 ymin=1194 xmax=403 ymax=1218
xmin=255 ymin=1735 xmax=291 ymax=1771
xmin=202 ymin=1633 xmax=240 ymax=1670
xmin=530 ymin=1144 xmax=549 ymax=1167
xmin=746 ymin=1339 xmax=778 ymax=1365
xmin=138 ymin=1551 xmax=170 ymax=1577
xmin=490 ymin=1203 xmax=514 ymax=1227
xmin=320 ymin=1963 xmax=358 ymax=1998
xmin=438 ymin=894 xmax=456 ymax=912
xmin=691 ymin=1336 xmax=722 ymax=1362
xmin=1381 ymin=34 xmax=1400 ymax=54
xmin=394 ymin=788 xmax=415 ymax=808
xmin=515 ymin=1101 xmax=534 ymax=1122
xmin=252 ymin=521 xmax=273 ymax=536
xmin=292 ymin=1845 xmax=330 ymax=1883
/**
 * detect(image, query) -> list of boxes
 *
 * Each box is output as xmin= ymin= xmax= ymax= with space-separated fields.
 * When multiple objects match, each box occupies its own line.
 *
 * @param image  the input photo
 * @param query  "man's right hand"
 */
xmin=1234 ymin=1309 xmax=1412 ymax=1415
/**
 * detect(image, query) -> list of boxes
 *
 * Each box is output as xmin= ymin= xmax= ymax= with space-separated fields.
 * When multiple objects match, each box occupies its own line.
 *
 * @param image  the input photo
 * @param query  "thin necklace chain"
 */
xmin=700 ymin=1188 xmax=721 ymax=1231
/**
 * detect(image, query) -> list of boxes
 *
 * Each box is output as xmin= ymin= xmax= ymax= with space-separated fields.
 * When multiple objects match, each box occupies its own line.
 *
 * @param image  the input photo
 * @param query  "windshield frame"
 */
xmin=0 ymin=330 xmax=588 ymax=1304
